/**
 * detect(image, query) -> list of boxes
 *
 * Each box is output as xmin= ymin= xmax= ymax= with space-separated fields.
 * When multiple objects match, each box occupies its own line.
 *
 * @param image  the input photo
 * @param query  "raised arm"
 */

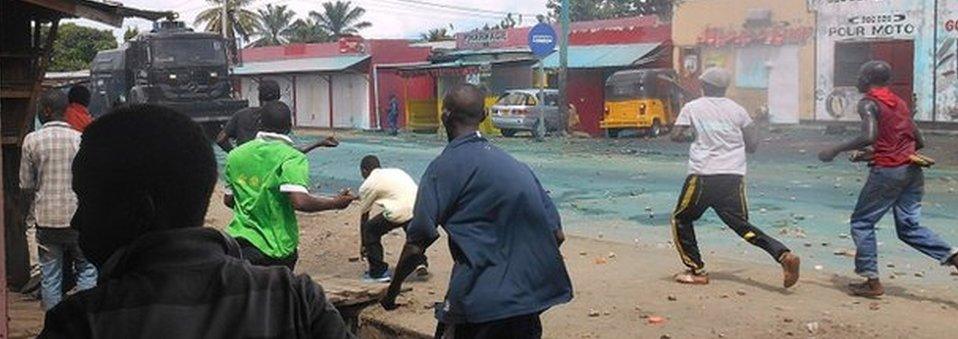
xmin=287 ymin=191 xmax=354 ymax=213
xmin=819 ymin=100 xmax=878 ymax=162
xmin=298 ymin=136 xmax=340 ymax=154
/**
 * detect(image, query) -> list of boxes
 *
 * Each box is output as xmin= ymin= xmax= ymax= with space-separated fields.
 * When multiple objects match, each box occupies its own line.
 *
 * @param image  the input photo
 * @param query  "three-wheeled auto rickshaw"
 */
xmin=601 ymin=69 xmax=684 ymax=138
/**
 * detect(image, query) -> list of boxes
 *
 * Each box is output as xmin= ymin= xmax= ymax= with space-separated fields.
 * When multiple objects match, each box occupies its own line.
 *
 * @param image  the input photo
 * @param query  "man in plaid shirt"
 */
xmin=20 ymin=90 xmax=97 ymax=310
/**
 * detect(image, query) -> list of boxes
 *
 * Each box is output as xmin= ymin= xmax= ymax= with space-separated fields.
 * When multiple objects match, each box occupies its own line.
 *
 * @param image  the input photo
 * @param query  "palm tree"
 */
xmin=308 ymin=1 xmax=371 ymax=40
xmin=251 ymin=4 xmax=295 ymax=47
xmin=284 ymin=18 xmax=330 ymax=44
xmin=194 ymin=0 xmax=261 ymax=45
xmin=420 ymin=25 xmax=453 ymax=42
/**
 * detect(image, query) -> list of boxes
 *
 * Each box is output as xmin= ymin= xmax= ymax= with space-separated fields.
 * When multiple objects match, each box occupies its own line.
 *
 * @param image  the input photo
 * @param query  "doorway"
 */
xmin=834 ymin=40 xmax=915 ymax=101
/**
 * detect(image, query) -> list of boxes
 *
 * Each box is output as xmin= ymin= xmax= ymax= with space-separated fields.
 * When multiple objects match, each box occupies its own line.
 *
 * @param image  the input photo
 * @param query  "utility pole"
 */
xmin=557 ymin=0 xmax=570 ymax=134
xmin=221 ymin=0 xmax=230 ymax=63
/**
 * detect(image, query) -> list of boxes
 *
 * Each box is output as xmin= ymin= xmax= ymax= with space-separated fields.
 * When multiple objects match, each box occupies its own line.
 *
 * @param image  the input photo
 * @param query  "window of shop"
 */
xmin=833 ymin=40 xmax=914 ymax=100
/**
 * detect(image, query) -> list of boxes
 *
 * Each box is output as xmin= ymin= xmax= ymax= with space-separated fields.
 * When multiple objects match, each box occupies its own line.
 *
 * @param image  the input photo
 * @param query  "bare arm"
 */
xmin=287 ymin=190 xmax=355 ymax=213
xmin=819 ymin=100 xmax=878 ymax=162
xmin=742 ymin=124 xmax=759 ymax=154
xmin=913 ymin=125 xmax=925 ymax=151
xmin=670 ymin=125 xmax=694 ymax=143
xmin=215 ymin=130 xmax=234 ymax=153
xmin=297 ymin=136 xmax=340 ymax=154
xmin=381 ymin=239 xmax=435 ymax=310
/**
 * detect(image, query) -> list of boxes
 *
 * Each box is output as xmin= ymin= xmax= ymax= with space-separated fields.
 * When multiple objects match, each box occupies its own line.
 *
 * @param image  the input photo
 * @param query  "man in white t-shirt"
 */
xmin=669 ymin=67 xmax=800 ymax=288
xmin=357 ymin=155 xmax=428 ymax=282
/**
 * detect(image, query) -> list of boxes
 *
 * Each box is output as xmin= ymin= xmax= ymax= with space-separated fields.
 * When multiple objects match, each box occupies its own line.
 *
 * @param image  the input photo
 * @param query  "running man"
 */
xmin=224 ymin=101 xmax=355 ymax=270
xmin=380 ymin=84 xmax=572 ymax=338
xmin=669 ymin=67 xmax=800 ymax=288
xmin=818 ymin=61 xmax=958 ymax=297
xmin=356 ymin=155 xmax=428 ymax=282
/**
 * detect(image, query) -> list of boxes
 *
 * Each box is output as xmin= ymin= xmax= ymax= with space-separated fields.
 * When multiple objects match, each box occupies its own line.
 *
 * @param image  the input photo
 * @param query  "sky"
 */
xmin=73 ymin=0 xmax=551 ymax=44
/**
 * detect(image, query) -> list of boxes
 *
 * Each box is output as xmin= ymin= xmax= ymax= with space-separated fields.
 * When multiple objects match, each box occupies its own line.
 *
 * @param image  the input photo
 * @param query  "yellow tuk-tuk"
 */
xmin=601 ymin=69 xmax=683 ymax=138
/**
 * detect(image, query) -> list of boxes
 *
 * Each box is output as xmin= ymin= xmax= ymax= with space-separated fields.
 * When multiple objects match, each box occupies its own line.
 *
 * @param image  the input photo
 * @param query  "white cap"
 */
xmin=698 ymin=67 xmax=732 ymax=88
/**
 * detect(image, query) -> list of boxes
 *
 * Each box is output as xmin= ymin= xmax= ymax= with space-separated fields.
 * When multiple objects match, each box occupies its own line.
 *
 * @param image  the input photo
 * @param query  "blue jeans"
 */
xmin=850 ymin=165 xmax=958 ymax=278
xmin=387 ymin=111 xmax=399 ymax=134
xmin=39 ymin=240 xmax=97 ymax=310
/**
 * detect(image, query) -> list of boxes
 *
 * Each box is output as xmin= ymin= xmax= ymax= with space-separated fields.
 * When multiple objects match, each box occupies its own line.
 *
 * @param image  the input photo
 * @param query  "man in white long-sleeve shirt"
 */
xmin=357 ymin=155 xmax=428 ymax=282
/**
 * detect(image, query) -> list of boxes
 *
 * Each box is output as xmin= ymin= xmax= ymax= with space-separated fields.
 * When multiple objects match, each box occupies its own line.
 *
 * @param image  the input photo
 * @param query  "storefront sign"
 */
xmin=946 ymin=19 xmax=958 ymax=32
xmin=825 ymin=13 xmax=916 ymax=38
xmin=696 ymin=24 xmax=813 ymax=47
xmin=458 ymin=30 xmax=508 ymax=50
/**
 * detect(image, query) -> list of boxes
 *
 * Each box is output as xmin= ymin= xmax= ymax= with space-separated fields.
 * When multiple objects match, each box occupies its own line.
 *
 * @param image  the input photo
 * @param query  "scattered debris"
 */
xmin=588 ymin=308 xmax=600 ymax=317
xmin=833 ymin=249 xmax=856 ymax=257
xmin=814 ymin=265 xmax=824 ymax=271
xmin=647 ymin=316 xmax=667 ymax=325
xmin=736 ymin=289 xmax=747 ymax=296
xmin=805 ymin=322 xmax=820 ymax=334
xmin=839 ymin=233 xmax=850 ymax=239
xmin=783 ymin=317 xmax=794 ymax=323
xmin=914 ymin=272 xmax=925 ymax=278
xmin=347 ymin=257 xmax=360 ymax=262
xmin=608 ymin=252 xmax=616 ymax=258
xmin=667 ymin=295 xmax=677 ymax=301
xmin=594 ymin=257 xmax=608 ymax=265
xmin=579 ymin=251 xmax=588 ymax=256
xmin=869 ymin=303 xmax=881 ymax=311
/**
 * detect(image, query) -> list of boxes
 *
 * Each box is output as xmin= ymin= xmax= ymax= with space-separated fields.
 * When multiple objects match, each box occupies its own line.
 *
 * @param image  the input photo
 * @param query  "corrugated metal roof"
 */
xmin=233 ymin=55 xmax=370 ymax=75
xmin=541 ymin=43 xmax=662 ymax=69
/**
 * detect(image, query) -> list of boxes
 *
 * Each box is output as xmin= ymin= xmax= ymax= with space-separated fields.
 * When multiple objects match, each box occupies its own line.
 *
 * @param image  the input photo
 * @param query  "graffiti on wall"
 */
xmin=937 ymin=1 xmax=958 ymax=121
xmin=697 ymin=24 xmax=813 ymax=47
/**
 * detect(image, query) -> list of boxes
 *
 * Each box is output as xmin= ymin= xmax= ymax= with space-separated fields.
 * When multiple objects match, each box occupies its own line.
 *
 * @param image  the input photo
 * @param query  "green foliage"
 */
xmin=284 ymin=18 xmax=330 ymax=43
xmin=420 ymin=24 xmax=454 ymax=42
xmin=47 ymin=23 xmax=118 ymax=72
xmin=194 ymin=0 xmax=261 ymax=43
xmin=123 ymin=26 xmax=140 ymax=42
xmin=546 ymin=0 xmax=681 ymax=22
xmin=251 ymin=4 xmax=296 ymax=47
xmin=309 ymin=1 xmax=371 ymax=40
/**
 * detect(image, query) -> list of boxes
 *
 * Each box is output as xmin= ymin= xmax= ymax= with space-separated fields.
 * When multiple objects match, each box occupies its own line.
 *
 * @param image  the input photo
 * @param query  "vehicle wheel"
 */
xmin=649 ymin=119 xmax=662 ymax=138
xmin=501 ymin=129 xmax=517 ymax=137
xmin=606 ymin=128 xmax=621 ymax=138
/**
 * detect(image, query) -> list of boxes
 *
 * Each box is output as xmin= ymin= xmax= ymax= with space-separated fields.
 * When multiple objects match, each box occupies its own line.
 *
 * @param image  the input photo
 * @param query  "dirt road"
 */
xmin=205 ymin=185 xmax=958 ymax=339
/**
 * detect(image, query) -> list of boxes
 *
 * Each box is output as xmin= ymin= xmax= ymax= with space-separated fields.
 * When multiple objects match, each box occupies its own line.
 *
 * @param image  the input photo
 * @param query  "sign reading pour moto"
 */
xmin=528 ymin=23 xmax=557 ymax=58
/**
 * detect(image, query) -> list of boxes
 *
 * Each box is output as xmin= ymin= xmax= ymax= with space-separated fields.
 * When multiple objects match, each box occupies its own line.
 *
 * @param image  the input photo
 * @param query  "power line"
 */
xmin=367 ymin=0 xmax=510 ymax=19
xmin=382 ymin=0 xmax=539 ymax=18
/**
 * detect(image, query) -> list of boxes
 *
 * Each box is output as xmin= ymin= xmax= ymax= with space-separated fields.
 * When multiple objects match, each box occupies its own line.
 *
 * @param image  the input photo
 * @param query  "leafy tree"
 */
xmin=284 ymin=18 xmax=330 ymax=43
xmin=251 ymin=4 xmax=295 ymax=47
xmin=420 ymin=24 xmax=454 ymax=42
xmin=481 ymin=13 xmax=522 ymax=31
xmin=194 ymin=0 xmax=261 ymax=45
xmin=546 ymin=0 xmax=681 ymax=22
xmin=309 ymin=1 xmax=371 ymax=40
xmin=46 ymin=23 xmax=118 ymax=72
xmin=123 ymin=26 xmax=140 ymax=42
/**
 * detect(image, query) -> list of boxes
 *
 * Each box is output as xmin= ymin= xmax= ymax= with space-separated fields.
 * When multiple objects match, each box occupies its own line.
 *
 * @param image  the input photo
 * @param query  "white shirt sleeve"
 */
xmin=675 ymin=102 xmax=693 ymax=126
xmin=737 ymin=105 xmax=754 ymax=128
xmin=357 ymin=173 xmax=378 ymax=215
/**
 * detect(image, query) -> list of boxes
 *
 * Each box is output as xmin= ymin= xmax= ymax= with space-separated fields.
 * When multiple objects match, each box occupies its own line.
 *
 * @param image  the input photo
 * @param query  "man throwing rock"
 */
xmin=669 ymin=67 xmax=800 ymax=288
xmin=819 ymin=61 xmax=958 ymax=297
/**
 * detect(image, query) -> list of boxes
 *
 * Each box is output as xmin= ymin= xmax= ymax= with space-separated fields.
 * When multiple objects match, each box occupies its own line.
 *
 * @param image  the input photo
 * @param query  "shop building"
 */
xmin=812 ymin=0 xmax=957 ymax=124
xmin=673 ymin=0 xmax=815 ymax=124
xmin=235 ymin=39 xmax=430 ymax=129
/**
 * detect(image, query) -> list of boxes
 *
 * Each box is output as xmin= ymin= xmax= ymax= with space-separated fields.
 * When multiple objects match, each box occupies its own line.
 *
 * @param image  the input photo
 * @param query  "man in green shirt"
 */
xmin=225 ymin=101 xmax=355 ymax=269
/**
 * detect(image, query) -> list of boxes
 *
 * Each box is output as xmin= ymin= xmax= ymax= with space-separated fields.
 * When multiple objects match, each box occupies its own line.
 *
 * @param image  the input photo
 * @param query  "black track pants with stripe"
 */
xmin=670 ymin=174 xmax=790 ymax=274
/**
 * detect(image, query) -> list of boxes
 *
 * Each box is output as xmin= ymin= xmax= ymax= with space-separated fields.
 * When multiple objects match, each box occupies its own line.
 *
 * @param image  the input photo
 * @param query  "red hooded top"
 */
xmin=65 ymin=103 xmax=93 ymax=132
xmin=866 ymin=87 xmax=915 ymax=168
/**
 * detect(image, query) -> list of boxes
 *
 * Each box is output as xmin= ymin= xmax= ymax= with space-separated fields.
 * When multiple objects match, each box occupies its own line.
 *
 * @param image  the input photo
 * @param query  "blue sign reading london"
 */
xmin=528 ymin=23 xmax=557 ymax=59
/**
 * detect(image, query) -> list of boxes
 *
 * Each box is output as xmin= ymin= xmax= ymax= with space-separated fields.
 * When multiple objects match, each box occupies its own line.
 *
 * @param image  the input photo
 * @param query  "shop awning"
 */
xmin=233 ymin=55 xmax=370 ymax=76
xmin=541 ymin=43 xmax=663 ymax=69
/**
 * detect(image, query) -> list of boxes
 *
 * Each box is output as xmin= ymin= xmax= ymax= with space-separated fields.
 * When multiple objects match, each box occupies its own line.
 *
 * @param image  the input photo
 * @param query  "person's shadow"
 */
xmin=805 ymin=274 xmax=958 ymax=310
xmin=708 ymin=269 xmax=796 ymax=295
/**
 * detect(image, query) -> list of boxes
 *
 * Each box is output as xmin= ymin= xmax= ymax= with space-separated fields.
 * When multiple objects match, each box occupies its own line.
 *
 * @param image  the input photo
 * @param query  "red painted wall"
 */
xmin=455 ymin=15 xmax=670 ymax=50
xmin=367 ymin=40 xmax=432 ymax=129
xmin=567 ymin=69 xmax=607 ymax=136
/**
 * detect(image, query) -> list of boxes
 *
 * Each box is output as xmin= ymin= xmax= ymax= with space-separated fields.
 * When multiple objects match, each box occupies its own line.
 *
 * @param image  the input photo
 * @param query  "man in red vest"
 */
xmin=819 ymin=61 xmax=958 ymax=297
xmin=65 ymin=85 xmax=94 ymax=132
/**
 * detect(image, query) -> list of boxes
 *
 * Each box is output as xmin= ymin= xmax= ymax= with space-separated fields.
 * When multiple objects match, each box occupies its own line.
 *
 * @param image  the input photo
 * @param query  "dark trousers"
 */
xmin=236 ymin=238 xmax=298 ymax=271
xmin=671 ymin=174 xmax=790 ymax=274
xmin=435 ymin=313 xmax=542 ymax=339
xmin=362 ymin=214 xmax=426 ymax=276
